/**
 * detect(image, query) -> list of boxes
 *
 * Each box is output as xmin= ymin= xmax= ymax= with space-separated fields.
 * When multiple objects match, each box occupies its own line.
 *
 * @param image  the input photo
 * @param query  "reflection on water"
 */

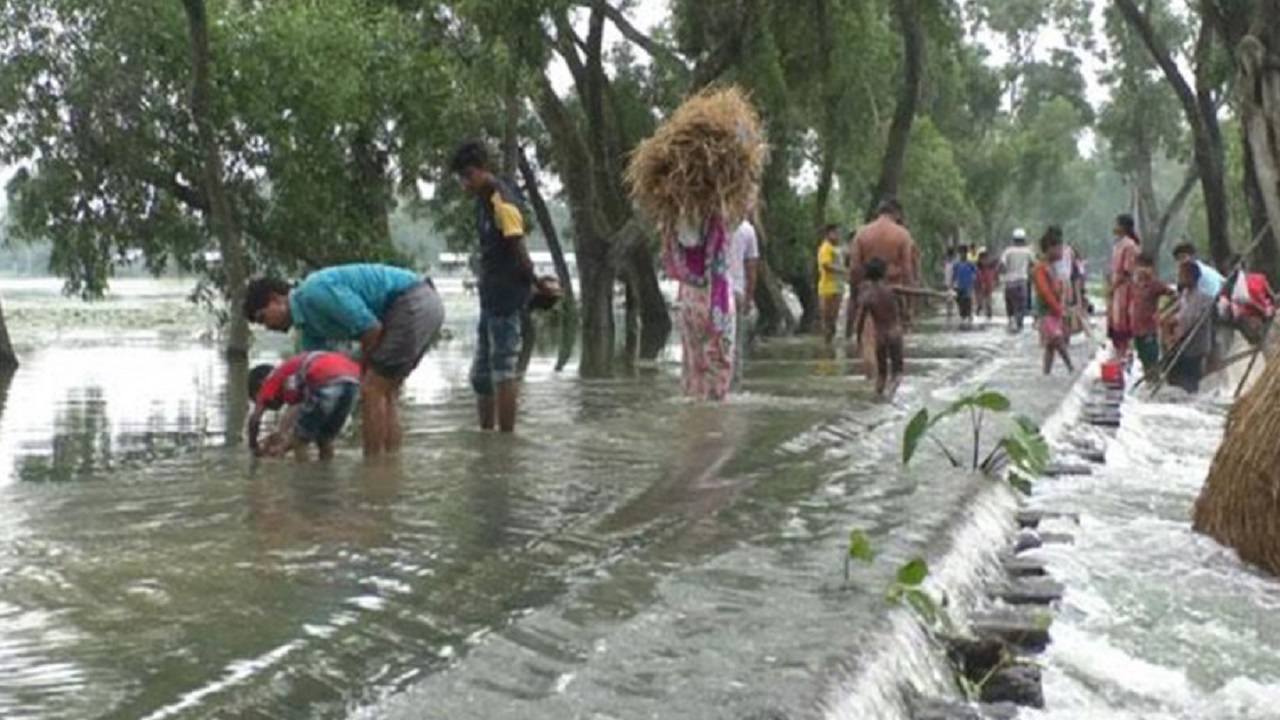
xmin=0 ymin=278 xmax=1063 ymax=720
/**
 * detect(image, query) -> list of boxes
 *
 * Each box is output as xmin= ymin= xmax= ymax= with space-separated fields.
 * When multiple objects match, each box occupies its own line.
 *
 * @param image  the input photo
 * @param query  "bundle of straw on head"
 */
xmin=625 ymin=86 xmax=765 ymax=230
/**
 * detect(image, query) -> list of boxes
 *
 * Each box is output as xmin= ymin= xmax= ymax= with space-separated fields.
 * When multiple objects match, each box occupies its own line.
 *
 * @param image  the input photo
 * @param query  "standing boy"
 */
xmin=855 ymin=258 xmax=905 ymax=398
xmin=1130 ymin=254 xmax=1176 ymax=380
xmin=244 ymin=264 xmax=444 ymax=457
xmin=246 ymin=351 xmax=361 ymax=461
xmin=1032 ymin=229 xmax=1075 ymax=376
xmin=952 ymin=245 xmax=978 ymax=328
xmin=451 ymin=141 xmax=554 ymax=433
xmin=816 ymin=223 xmax=843 ymax=346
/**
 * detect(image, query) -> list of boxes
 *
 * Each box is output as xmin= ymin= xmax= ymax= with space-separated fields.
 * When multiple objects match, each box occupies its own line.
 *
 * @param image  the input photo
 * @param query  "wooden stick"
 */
xmin=888 ymin=285 xmax=953 ymax=300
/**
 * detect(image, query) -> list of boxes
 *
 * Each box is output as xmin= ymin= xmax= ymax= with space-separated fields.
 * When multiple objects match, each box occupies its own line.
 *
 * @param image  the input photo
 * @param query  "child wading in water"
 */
xmin=1033 ymin=228 xmax=1075 ymax=376
xmin=855 ymin=258 xmax=905 ymax=399
xmin=247 ymin=351 xmax=361 ymax=461
xmin=1130 ymin=254 xmax=1176 ymax=381
xmin=951 ymin=245 xmax=977 ymax=328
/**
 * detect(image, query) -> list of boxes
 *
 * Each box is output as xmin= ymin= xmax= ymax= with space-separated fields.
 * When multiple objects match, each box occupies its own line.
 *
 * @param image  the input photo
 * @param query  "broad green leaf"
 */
xmin=971 ymin=389 xmax=1012 ymax=412
xmin=902 ymin=408 xmax=930 ymax=465
xmin=897 ymin=557 xmax=929 ymax=586
xmin=847 ymin=529 xmax=875 ymax=563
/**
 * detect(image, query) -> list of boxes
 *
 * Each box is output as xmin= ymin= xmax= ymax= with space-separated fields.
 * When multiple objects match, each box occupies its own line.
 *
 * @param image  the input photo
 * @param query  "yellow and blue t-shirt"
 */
xmin=817 ymin=240 xmax=840 ymax=297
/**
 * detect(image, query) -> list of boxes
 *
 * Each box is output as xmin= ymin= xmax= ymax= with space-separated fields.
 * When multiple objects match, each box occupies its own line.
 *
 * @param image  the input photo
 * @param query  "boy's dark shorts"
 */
xmin=470 ymin=309 xmax=523 ymax=396
xmin=1135 ymin=334 xmax=1160 ymax=370
xmin=368 ymin=281 xmax=445 ymax=380
xmin=295 ymin=381 xmax=360 ymax=444
xmin=956 ymin=291 xmax=974 ymax=318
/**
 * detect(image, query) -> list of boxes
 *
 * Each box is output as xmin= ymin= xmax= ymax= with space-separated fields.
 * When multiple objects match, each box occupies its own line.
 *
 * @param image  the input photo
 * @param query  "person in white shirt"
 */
xmin=729 ymin=218 xmax=761 ymax=391
xmin=999 ymin=228 xmax=1035 ymax=333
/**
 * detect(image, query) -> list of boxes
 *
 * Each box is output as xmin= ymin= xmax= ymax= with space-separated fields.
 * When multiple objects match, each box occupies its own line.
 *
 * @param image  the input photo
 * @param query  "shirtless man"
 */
xmin=849 ymin=199 xmax=919 ymax=329
xmin=855 ymin=258 xmax=905 ymax=399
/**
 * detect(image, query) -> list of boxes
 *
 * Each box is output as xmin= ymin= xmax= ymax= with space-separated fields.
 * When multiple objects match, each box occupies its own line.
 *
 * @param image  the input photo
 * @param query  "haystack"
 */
xmin=625 ymin=86 xmax=766 ymax=229
xmin=1193 ymin=351 xmax=1280 ymax=576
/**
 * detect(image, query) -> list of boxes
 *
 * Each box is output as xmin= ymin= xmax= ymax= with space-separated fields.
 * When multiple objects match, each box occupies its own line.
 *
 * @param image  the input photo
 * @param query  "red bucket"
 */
xmin=1100 ymin=359 xmax=1125 ymax=386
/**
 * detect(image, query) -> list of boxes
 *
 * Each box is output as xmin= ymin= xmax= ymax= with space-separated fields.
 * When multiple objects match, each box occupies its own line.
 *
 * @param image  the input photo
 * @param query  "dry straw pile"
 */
xmin=1193 ymin=352 xmax=1280 ymax=576
xmin=625 ymin=86 xmax=766 ymax=229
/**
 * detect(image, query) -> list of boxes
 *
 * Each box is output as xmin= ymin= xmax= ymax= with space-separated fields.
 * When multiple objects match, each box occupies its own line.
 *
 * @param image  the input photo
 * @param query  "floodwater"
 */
xmin=1023 ymin=366 xmax=1280 ymax=720
xmin=0 ymin=277 xmax=1271 ymax=720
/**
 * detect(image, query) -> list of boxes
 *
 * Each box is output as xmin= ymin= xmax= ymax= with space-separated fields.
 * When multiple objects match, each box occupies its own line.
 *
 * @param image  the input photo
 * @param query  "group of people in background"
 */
xmin=1107 ymin=213 xmax=1276 ymax=394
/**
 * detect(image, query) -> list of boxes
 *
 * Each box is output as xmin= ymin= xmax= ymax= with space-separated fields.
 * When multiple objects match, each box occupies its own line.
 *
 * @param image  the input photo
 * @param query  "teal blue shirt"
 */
xmin=289 ymin=264 xmax=419 ymax=350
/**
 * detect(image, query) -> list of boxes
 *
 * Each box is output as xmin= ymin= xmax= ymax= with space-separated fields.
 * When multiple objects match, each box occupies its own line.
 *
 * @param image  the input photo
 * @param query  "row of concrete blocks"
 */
xmin=913 ymin=381 xmax=1120 ymax=720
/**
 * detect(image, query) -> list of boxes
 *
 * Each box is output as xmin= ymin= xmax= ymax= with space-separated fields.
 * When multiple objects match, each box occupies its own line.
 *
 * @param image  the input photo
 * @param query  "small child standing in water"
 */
xmin=1130 ymin=254 xmax=1176 ymax=380
xmin=856 ymin=258 xmax=905 ymax=398
xmin=952 ymin=246 xmax=978 ymax=328
xmin=1033 ymin=228 xmax=1075 ymax=376
xmin=247 ymin=351 xmax=361 ymax=461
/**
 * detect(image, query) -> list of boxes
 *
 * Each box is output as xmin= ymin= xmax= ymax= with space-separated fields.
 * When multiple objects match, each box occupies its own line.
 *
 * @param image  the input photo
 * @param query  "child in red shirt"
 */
xmin=1130 ymin=254 xmax=1176 ymax=379
xmin=247 ymin=351 xmax=361 ymax=460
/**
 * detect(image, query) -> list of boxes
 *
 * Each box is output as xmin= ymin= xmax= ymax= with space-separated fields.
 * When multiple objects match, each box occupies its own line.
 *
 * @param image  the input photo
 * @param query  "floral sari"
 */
xmin=663 ymin=215 xmax=736 ymax=400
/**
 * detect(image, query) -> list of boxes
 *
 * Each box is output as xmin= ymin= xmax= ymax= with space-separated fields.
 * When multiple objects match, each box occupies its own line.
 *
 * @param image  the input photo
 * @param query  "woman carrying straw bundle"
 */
xmin=627 ymin=87 xmax=766 ymax=401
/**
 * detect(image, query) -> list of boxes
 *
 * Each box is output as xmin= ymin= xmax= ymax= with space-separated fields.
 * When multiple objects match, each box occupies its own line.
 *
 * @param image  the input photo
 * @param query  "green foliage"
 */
xmin=902 ymin=388 xmax=1050 ymax=493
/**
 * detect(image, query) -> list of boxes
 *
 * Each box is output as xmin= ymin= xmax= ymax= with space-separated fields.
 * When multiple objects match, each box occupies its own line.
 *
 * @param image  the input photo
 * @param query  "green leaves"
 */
xmin=902 ymin=408 xmax=931 ymax=466
xmin=848 ymin=529 xmax=875 ymax=563
xmin=896 ymin=557 xmax=929 ymax=586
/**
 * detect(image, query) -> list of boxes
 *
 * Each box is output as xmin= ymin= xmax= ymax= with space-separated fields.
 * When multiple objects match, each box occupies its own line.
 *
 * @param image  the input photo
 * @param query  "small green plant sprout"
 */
xmin=885 ymin=557 xmax=952 ymax=634
xmin=844 ymin=528 xmax=875 ymax=582
xmin=901 ymin=387 xmax=1050 ymax=494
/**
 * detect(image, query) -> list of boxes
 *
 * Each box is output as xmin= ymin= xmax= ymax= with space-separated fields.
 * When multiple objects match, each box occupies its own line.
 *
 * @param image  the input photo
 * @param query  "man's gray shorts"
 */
xmin=368 ymin=281 xmax=445 ymax=380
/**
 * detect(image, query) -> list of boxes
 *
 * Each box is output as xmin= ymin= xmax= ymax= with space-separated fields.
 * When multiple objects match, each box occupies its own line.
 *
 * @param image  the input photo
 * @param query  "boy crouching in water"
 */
xmin=247 ymin=351 xmax=361 ymax=461
xmin=855 ymin=258 xmax=905 ymax=399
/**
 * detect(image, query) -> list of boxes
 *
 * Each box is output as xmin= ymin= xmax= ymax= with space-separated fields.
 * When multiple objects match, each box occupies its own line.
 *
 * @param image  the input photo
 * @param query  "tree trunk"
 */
xmin=814 ymin=151 xmax=835 ymax=230
xmin=869 ymin=0 xmax=924 ymax=210
xmin=181 ymin=0 xmax=250 ymax=361
xmin=1240 ymin=22 xmax=1280 ymax=285
xmin=749 ymin=209 xmax=796 ymax=336
xmin=577 ymin=240 xmax=616 ymax=377
xmin=784 ymin=273 xmax=820 ymax=333
xmin=224 ymin=358 xmax=247 ymax=448
xmin=517 ymin=149 xmax=579 ymax=371
xmin=1154 ymin=170 xmax=1200 ymax=260
xmin=1117 ymin=1 xmax=1233 ymax=269
xmin=625 ymin=241 xmax=671 ymax=360
xmin=533 ymin=76 xmax=614 ymax=377
xmin=0 ymin=298 xmax=17 ymax=370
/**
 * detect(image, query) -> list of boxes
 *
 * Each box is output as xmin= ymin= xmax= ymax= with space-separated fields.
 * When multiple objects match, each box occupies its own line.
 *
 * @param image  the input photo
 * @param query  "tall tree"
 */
xmin=1116 ymin=0 xmax=1233 ymax=268
xmin=180 ymin=0 xmax=250 ymax=359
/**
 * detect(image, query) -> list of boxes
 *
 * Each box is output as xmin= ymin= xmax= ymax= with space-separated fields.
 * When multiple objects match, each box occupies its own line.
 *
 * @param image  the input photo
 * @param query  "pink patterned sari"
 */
xmin=663 ymin=215 xmax=737 ymax=400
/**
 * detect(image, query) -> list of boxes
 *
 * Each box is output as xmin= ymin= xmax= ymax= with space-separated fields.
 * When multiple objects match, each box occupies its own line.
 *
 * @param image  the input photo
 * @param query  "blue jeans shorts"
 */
xmin=295 ymin=381 xmax=359 ymax=444
xmin=470 ymin=310 xmax=522 ymax=396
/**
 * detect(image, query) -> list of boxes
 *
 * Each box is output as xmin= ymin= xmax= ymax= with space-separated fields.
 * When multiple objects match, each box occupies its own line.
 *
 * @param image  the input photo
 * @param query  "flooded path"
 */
xmin=6 ymin=278 xmax=1261 ymax=720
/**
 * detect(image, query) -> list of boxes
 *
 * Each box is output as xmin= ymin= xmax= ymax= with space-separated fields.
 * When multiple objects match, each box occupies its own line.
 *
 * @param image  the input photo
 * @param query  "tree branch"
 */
xmin=1156 ymin=169 xmax=1201 ymax=249
xmin=1114 ymin=0 xmax=1200 ymax=127
xmin=592 ymin=1 xmax=690 ymax=74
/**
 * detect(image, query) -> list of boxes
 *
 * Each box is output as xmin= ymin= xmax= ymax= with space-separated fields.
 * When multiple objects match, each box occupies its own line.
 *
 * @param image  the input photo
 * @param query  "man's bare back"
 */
xmin=850 ymin=216 xmax=917 ymax=286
